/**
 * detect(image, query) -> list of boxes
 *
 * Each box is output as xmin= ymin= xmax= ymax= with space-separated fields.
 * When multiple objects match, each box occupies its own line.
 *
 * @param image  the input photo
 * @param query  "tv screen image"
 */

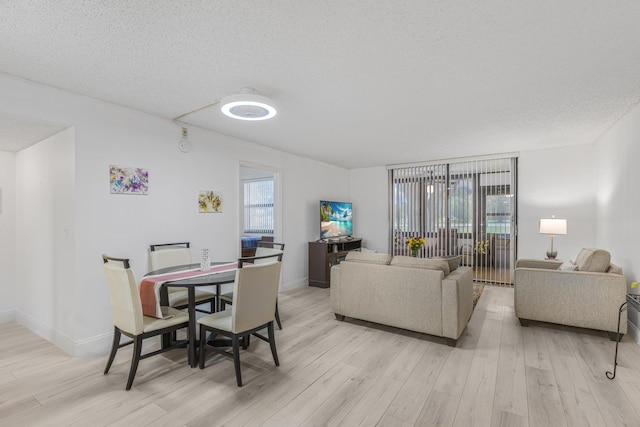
xmin=320 ymin=201 xmax=352 ymax=239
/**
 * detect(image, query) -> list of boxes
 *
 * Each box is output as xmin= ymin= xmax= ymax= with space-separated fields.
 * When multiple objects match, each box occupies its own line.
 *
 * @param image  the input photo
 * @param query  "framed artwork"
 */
xmin=198 ymin=190 xmax=223 ymax=213
xmin=109 ymin=165 xmax=149 ymax=195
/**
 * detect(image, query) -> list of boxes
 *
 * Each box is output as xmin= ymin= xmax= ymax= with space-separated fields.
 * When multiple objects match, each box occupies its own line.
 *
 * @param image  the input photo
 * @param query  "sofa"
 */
xmin=330 ymin=252 xmax=473 ymax=346
xmin=514 ymin=248 xmax=627 ymax=339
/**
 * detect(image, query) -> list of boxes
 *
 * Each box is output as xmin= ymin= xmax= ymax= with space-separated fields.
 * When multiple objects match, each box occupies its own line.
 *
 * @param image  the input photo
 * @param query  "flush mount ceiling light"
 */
xmin=220 ymin=88 xmax=277 ymax=121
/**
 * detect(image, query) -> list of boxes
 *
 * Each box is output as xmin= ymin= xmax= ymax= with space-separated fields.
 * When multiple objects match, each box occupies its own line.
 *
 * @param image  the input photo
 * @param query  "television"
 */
xmin=320 ymin=200 xmax=353 ymax=239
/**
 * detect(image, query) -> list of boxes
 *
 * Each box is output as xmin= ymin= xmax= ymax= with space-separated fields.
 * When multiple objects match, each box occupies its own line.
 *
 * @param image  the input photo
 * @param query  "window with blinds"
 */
xmin=389 ymin=156 xmax=517 ymax=284
xmin=243 ymin=179 xmax=274 ymax=234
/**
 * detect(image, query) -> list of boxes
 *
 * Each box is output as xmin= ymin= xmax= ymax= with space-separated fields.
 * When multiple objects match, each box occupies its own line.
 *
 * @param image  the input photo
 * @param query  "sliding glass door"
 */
xmin=389 ymin=156 xmax=517 ymax=284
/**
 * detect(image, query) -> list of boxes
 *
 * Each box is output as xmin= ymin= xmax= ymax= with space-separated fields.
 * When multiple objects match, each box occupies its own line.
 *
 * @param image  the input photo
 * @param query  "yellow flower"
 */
xmin=474 ymin=240 xmax=489 ymax=255
xmin=632 ymin=282 xmax=639 ymax=288
xmin=407 ymin=237 xmax=426 ymax=250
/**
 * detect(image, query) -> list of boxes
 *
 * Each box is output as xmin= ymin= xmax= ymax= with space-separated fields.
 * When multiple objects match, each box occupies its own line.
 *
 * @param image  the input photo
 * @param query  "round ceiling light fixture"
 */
xmin=220 ymin=88 xmax=277 ymax=121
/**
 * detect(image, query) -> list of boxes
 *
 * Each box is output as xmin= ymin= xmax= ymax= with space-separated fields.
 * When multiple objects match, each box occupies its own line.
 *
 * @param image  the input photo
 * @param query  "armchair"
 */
xmin=514 ymin=248 xmax=627 ymax=339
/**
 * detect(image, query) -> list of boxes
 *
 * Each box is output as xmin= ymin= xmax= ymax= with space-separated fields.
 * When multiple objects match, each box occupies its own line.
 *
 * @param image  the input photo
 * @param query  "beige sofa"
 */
xmin=330 ymin=252 xmax=473 ymax=346
xmin=514 ymin=248 xmax=627 ymax=339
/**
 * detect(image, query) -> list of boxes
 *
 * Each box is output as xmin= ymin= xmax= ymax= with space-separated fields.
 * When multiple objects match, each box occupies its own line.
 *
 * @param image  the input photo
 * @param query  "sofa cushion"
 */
xmin=558 ymin=260 xmax=578 ymax=271
xmin=607 ymin=263 xmax=623 ymax=275
xmin=390 ymin=256 xmax=450 ymax=275
xmin=345 ymin=251 xmax=392 ymax=265
xmin=436 ymin=255 xmax=462 ymax=272
xmin=574 ymin=248 xmax=611 ymax=272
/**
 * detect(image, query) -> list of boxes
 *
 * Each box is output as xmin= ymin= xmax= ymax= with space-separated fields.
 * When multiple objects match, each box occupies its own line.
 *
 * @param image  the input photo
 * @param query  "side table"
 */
xmin=606 ymin=294 xmax=640 ymax=379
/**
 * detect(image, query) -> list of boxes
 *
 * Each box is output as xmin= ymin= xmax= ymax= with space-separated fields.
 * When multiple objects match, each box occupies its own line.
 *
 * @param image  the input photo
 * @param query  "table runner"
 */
xmin=140 ymin=262 xmax=237 ymax=318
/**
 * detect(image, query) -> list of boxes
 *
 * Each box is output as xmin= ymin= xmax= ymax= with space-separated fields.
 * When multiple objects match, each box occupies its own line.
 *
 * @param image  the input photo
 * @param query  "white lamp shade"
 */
xmin=539 ymin=218 xmax=567 ymax=235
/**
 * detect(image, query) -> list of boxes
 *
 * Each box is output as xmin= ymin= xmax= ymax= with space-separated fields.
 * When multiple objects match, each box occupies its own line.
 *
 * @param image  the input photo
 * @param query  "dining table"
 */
xmin=145 ymin=262 xmax=237 ymax=368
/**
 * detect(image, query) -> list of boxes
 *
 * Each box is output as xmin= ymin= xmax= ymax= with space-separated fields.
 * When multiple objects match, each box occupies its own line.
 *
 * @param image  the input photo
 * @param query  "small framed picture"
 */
xmin=109 ymin=165 xmax=149 ymax=195
xmin=198 ymin=190 xmax=223 ymax=213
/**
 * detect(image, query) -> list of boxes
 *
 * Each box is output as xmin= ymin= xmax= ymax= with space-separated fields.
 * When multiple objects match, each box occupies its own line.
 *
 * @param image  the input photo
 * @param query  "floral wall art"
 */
xmin=109 ymin=165 xmax=149 ymax=195
xmin=198 ymin=190 xmax=223 ymax=213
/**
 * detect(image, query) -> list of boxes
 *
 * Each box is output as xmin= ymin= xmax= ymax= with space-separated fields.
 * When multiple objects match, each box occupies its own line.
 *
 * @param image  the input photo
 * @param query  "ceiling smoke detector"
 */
xmin=220 ymin=88 xmax=277 ymax=121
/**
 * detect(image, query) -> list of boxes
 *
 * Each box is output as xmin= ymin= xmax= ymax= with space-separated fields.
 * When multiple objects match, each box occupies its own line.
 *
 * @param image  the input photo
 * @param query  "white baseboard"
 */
xmin=15 ymin=310 xmax=76 ymax=355
xmin=281 ymin=278 xmax=308 ymax=292
xmin=14 ymin=310 xmax=112 ymax=357
xmin=74 ymin=331 xmax=113 ymax=357
xmin=0 ymin=310 xmax=16 ymax=324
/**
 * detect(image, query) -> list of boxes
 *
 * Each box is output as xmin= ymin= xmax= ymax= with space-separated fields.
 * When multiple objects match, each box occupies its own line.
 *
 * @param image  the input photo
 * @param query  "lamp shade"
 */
xmin=539 ymin=218 xmax=567 ymax=235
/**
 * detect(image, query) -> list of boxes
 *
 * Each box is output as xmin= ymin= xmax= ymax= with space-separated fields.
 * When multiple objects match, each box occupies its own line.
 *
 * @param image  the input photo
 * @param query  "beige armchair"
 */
xmin=514 ymin=248 xmax=627 ymax=339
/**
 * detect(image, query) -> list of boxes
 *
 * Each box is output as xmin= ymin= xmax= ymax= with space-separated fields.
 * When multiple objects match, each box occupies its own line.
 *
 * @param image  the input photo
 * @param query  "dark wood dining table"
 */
xmin=145 ymin=262 xmax=236 ymax=368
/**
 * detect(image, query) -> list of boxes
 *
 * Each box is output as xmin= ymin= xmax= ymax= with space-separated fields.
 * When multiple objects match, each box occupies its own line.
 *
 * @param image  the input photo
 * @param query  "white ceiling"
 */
xmin=1 ymin=1 xmax=640 ymax=168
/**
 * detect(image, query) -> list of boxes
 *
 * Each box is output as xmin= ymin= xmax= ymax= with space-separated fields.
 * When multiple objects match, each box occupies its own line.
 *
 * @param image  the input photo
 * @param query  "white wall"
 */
xmin=16 ymin=128 xmax=76 ymax=352
xmin=350 ymin=149 xmax=599 ymax=263
xmin=0 ymin=73 xmax=349 ymax=355
xmin=517 ymin=145 xmax=597 ymax=261
xmin=595 ymin=100 xmax=640 ymax=342
xmin=0 ymin=151 xmax=16 ymax=322
xmin=349 ymin=166 xmax=389 ymax=252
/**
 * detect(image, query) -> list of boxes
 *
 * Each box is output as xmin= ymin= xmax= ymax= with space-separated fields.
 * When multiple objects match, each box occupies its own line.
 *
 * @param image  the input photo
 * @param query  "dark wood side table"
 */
xmin=606 ymin=294 xmax=640 ymax=379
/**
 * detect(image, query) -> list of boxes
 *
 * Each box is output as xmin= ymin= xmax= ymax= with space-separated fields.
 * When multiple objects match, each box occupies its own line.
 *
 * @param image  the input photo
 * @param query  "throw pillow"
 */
xmin=436 ymin=255 xmax=462 ymax=272
xmin=558 ymin=260 xmax=578 ymax=271
xmin=345 ymin=251 xmax=392 ymax=265
xmin=574 ymin=248 xmax=611 ymax=272
xmin=390 ymin=256 xmax=450 ymax=276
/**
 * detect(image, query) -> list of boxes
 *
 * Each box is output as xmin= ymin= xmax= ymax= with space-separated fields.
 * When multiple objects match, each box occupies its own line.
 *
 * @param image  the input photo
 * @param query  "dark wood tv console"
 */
xmin=308 ymin=238 xmax=362 ymax=288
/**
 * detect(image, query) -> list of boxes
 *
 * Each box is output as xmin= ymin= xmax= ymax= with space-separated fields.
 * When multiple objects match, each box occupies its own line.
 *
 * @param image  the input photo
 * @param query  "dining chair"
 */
xmin=102 ymin=255 xmax=189 ymax=390
xmin=197 ymin=260 xmax=282 ymax=386
xmin=219 ymin=243 xmax=285 ymax=329
xmin=149 ymin=242 xmax=217 ymax=313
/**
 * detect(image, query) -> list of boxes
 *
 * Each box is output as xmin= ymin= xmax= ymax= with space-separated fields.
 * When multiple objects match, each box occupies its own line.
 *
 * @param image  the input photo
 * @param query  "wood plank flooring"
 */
xmin=2 ymin=285 xmax=640 ymax=426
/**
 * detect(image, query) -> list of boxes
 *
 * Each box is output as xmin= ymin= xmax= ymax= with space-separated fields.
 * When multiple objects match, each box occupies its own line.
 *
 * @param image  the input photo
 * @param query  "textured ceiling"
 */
xmin=1 ymin=1 xmax=640 ymax=167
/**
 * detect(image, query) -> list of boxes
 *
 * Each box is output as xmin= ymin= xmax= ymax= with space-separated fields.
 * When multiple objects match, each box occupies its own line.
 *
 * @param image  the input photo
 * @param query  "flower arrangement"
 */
xmin=407 ymin=236 xmax=426 ymax=257
xmin=474 ymin=239 xmax=489 ymax=255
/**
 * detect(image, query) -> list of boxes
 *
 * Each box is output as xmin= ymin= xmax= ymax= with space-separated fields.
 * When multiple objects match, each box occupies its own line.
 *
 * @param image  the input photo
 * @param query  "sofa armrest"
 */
xmin=515 ymin=258 xmax=563 ymax=270
xmin=514 ymin=268 xmax=627 ymax=333
xmin=441 ymin=267 xmax=473 ymax=340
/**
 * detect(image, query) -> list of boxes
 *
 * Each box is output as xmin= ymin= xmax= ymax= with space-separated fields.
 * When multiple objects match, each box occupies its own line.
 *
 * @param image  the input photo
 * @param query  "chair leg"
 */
xmin=199 ymin=325 xmax=207 ymax=369
xmin=126 ymin=335 xmax=143 ymax=390
xmin=104 ymin=326 xmax=121 ymax=374
xmin=232 ymin=335 xmax=242 ymax=387
xmin=242 ymin=333 xmax=249 ymax=350
xmin=268 ymin=322 xmax=280 ymax=366
xmin=275 ymin=300 xmax=282 ymax=330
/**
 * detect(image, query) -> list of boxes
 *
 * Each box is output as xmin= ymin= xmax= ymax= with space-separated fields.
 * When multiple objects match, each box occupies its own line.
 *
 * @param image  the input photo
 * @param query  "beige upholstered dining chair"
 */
xmin=149 ymin=242 xmax=217 ymax=313
xmin=197 ymin=260 xmax=282 ymax=386
xmin=102 ymin=255 xmax=189 ymax=390
xmin=219 ymin=242 xmax=285 ymax=328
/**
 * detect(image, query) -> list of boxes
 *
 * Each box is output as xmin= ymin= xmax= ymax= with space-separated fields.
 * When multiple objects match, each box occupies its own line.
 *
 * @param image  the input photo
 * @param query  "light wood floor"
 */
xmin=2 ymin=285 xmax=640 ymax=426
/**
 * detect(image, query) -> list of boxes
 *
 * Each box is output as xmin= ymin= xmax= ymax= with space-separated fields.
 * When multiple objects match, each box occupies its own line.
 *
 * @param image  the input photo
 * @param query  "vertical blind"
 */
xmin=243 ymin=179 xmax=274 ymax=234
xmin=389 ymin=157 xmax=517 ymax=284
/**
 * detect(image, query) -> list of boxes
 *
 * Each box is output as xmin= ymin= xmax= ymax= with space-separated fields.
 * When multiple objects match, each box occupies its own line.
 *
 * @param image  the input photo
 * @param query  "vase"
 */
xmin=411 ymin=248 xmax=419 ymax=257
xmin=200 ymin=248 xmax=211 ymax=272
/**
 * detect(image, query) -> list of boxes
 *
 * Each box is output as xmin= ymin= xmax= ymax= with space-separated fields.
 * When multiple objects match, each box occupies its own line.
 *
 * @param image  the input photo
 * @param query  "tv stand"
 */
xmin=308 ymin=238 xmax=362 ymax=288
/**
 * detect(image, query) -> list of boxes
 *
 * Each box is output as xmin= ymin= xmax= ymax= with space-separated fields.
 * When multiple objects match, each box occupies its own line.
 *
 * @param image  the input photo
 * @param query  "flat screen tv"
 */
xmin=320 ymin=200 xmax=353 ymax=239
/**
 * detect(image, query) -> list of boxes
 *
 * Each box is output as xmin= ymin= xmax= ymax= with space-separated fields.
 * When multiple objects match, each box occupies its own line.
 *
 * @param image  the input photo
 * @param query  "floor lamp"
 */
xmin=539 ymin=217 xmax=567 ymax=259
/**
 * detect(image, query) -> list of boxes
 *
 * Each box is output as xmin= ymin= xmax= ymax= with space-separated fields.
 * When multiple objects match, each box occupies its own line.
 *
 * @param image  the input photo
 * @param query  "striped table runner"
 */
xmin=140 ymin=262 xmax=237 ymax=318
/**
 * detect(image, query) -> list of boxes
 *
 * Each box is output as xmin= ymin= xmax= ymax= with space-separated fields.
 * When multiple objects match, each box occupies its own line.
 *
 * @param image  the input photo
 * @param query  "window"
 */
xmin=389 ymin=157 xmax=517 ymax=284
xmin=243 ymin=179 xmax=274 ymax=234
